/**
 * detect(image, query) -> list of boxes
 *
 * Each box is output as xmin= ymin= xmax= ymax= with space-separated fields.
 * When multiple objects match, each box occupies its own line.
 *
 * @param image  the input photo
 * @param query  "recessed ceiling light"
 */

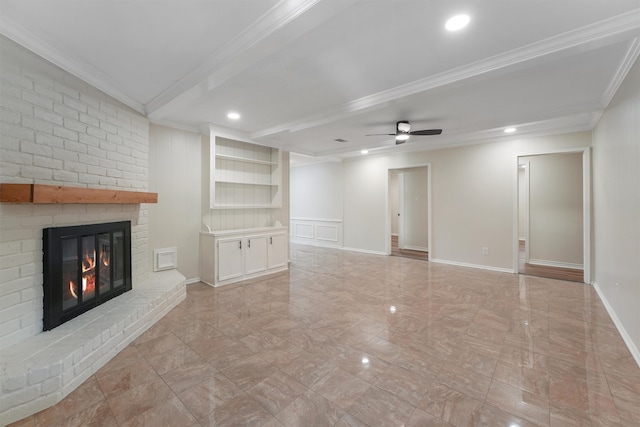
xmin=446 ymin=14 xmax=470 ymax=31
xmin=504 ymin=127 xmax=517 ymax=133
xmin=361 ymin=149 xmax=369 ymax=154
xmin=227 ymin=112 xmax=240 ymax=120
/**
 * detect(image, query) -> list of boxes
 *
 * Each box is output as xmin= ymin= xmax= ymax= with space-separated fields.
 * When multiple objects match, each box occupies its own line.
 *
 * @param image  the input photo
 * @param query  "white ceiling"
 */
xmin=1 ymin=0 xmax=639 ymax=160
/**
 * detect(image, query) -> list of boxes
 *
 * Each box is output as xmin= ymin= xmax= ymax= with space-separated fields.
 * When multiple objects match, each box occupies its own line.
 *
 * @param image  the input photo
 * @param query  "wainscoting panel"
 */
xmin=291 ymin=218 xmax=343 ymax=247
xmin=316 ymin=224 xmax=339 ymax=242
xmin=294 ymin=223 xmax=314 ymax=239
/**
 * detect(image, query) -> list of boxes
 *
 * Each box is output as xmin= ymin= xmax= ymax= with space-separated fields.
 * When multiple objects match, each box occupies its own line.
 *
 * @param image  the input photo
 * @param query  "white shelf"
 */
xmin=210 ymin=136 xmax=282 ymax=209
xmin=211 ymin=204 xmax=277 ymax=210
xmin=201 ymin=226 xmax=288 ymax=237
xmin=215 ymin=180 xmax=278 ymax=187
xmin=215 ymin=154 xmax=278 ymax=166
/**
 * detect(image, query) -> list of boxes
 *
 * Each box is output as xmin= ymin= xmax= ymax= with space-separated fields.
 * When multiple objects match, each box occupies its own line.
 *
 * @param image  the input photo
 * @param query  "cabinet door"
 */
xmin=245 ymin=235 xmax=267 ymax=275
xmin=267 ymin=232 xmax=288 ymax=269
xmin=217 ymin=237 xmax=243 ymax=282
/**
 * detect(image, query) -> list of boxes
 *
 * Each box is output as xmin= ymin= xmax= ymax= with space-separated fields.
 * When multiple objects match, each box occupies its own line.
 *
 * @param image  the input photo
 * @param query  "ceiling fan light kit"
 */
xmin=396 ymin=132 xmax=409 ymax=144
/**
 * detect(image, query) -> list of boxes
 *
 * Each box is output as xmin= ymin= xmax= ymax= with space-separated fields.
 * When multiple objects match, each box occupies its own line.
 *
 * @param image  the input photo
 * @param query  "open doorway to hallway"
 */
xmin=389 ymin=166 xmax=429 ymax=261
xmin=517 ymin=152 xmax=587 ymax=283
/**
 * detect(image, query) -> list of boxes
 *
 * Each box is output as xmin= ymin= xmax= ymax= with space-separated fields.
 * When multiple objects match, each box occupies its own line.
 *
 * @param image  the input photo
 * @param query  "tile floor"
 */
xmin=10 ymin=244 xmax=640 ymax=426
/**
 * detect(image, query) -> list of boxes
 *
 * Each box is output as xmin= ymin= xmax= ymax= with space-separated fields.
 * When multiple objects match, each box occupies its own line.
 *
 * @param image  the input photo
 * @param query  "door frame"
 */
xmin=386 ymin=163 xmax=432 ymax=256
xmin=518 ymin=161 xmax=531 ymax=264
xmin=398 ymin=172 xmax=405 ymax=249
xmin=512 ymin=147 xmax=591 ymax=283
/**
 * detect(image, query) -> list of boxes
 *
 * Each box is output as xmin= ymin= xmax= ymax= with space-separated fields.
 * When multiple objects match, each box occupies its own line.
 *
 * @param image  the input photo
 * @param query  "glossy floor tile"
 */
xmin=11 ymin=244 xmax=640 ymax=426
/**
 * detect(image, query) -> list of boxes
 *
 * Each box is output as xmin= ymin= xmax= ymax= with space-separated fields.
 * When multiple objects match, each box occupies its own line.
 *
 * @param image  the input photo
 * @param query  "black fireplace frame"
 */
xmin=43 ymin=221 xmax=132 ymax=330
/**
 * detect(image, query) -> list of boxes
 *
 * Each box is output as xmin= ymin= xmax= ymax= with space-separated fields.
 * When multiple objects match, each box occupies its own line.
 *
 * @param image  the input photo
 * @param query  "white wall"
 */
xmin=148 ymin=124 xmax=202 ymax=281
xmin=343 ymin=155 xmax=388 ymax=253
xmin=401 ymin=167 xmax=428 ymax=251
xmin=0 ymin=36 xmax=150 ymax=348
xmin=291 ymin=161 xmax=343 ymax=220
xmin=413 ymin=142 xmax=514 ymax=269
xmin=592 ymin=57 xmax=640 ymax=364
xmin=290 ymin=160 xmax=343 ymax=247
xmin=525 ymin=152 xmax=583 ymax=267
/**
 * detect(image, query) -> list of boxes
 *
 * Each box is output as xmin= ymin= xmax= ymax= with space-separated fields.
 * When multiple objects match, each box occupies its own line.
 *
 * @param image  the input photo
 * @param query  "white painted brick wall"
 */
xmin=0 ymin=36 xmax=151 ymax=349
xmin=0 ymin=270 xmax=186 ymax=425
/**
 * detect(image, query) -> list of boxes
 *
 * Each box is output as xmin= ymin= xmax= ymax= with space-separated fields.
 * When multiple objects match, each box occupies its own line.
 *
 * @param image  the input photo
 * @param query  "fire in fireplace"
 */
xmin=43 ymin=221 xmax=132 ymax=330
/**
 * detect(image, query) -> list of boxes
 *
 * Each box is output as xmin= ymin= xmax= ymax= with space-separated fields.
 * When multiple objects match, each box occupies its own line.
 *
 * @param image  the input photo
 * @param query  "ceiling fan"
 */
xmin=367 ymin=121 xmax=442 ymax=144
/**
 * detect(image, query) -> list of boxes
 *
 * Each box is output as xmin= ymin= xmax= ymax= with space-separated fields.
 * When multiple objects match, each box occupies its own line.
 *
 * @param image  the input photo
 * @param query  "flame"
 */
xmin=82 ymin=248 xmax=95 ymax=273
xmin=101 ymin=248 xmax=110 ymax=267
xmin=69 ymin=280 xmax=79 ymax=299
xmin=68 ymin=248 xmax=100 ymax=299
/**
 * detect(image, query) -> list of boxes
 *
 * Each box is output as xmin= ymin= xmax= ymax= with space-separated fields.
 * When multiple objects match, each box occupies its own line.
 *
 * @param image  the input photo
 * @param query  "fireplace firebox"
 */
xmin=43 ymin=221 xmax=132 ymax=330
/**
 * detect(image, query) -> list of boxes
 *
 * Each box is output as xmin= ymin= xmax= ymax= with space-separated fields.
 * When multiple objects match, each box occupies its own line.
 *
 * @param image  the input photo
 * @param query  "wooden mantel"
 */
xmin=0 ymin=184 xmax=158 ymax=204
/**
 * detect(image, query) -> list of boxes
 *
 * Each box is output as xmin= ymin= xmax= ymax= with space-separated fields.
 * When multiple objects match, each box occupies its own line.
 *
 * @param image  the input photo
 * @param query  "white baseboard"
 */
xmin=430 ymin=258 xmax=515 ymax=274
xmin=529 ymin=259 xmax=583 ymax=270
xmin=402 ymin=245 xmax=428 ymax=252
xmin=290 ymin=238 xmax=342 ymax=249
xmin=186 ymin=277 xmax=201 ymax=285
xmin=291 ymin=241 xmax=386 ymax=256
xmin=341 ymin=246 xmax=387 ymax=256
xmin=592 ymin=282 xmax=640 ymax=368
xmin=292 ymin=242 xmax=385 ymax=256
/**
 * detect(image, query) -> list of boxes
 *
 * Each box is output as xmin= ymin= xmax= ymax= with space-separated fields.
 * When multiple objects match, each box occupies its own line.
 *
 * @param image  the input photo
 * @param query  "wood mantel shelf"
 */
xmin=0 ymin=184 xmax=158 ymax=204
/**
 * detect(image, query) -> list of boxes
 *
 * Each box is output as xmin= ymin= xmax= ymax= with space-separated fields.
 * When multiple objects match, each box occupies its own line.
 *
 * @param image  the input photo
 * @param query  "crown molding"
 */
xmin=601 ymin=36 xmax=640 ymax=108
xmin=251 ymin=8 xmax=640 ymax=139
xmin=0 ymin=15 xmax=146 ymax=115
xmin=149 ymin=118 xmax=202 ymax=135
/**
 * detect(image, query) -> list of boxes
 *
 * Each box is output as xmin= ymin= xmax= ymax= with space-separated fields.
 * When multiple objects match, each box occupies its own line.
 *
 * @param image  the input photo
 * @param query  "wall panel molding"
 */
xmin=291 ymin=218 xmax=343 ymax=247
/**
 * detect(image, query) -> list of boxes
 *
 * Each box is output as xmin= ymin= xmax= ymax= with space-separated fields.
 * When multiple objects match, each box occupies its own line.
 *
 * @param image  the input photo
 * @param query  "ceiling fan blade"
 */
xmin=410 ymin=129 xmax=442 ymax=136
xmin=366 ymin=133 xmax=396 ymax=136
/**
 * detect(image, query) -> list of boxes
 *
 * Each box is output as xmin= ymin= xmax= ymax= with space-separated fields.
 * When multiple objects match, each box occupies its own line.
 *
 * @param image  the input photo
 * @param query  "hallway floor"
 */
xmin=518 ymin=241 xmax=584 ymax=283
xmin=390 ymin=235 xmax=429 ymax=261
xmin=11 ymin=244 xmax=640 ymax=426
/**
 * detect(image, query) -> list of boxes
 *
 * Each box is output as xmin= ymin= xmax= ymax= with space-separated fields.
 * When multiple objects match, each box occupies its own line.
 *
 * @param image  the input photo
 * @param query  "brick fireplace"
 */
xmin=0 ymin=36 xmax=186 ymax=424
xmin=0 ymin=35 xmax=151 ymax=349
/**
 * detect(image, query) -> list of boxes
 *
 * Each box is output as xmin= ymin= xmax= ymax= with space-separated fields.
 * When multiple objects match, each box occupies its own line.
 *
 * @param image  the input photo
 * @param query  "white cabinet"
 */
xmin=210 ymin=136 xmax=282 ymax=209
xmin=245 ymin=234 xmax=267 ymax=275
xmin=267 ymin=231 xmax=288 ymax=269
xmin=216 ymin=237 xmax=243 ymax=282
xmin=200 ymin=227 xmax=288 ymax=287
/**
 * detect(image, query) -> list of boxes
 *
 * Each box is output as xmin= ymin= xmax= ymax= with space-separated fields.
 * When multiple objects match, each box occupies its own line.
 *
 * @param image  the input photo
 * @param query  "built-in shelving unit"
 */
xmin=210 ymin=136 xmax=282 ymax=209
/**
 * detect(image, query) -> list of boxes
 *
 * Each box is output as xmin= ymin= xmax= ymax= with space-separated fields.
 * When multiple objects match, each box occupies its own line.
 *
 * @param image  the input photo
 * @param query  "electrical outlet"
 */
xmin=482 ymin=247 xmax=489 ymax=255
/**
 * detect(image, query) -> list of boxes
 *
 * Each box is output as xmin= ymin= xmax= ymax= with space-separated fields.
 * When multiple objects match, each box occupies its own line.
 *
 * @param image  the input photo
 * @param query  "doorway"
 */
xmin=516 ymin=150 xmax=590 ymax=283
xmin=388 ymin=166 xmax=430 ymax=261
